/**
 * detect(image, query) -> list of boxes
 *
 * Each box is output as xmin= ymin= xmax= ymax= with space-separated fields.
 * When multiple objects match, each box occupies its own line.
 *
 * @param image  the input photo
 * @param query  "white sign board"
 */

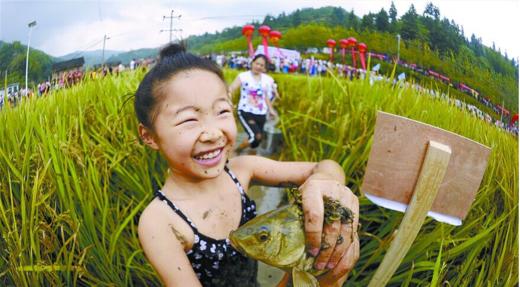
xmin=255 ymin=45 xmax=301 ymax=61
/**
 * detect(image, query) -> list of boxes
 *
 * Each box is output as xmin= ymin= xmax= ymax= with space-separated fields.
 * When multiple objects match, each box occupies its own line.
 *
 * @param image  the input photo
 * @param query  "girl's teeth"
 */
xmin=196 ymin=149 xmax=220 ymax=160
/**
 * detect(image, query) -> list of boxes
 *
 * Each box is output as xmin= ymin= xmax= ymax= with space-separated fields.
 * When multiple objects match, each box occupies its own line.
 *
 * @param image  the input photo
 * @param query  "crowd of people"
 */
xmin=1 ymin=47 xmax=517 ymax=137
xmin=208 ymin=51 xmax=518 ymax=136
xmin=0 ymin=58 xmax=155 ymax=109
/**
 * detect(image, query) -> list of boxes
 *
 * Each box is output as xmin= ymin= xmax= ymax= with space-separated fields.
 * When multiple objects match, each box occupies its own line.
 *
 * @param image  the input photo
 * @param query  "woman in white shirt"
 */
xmin=229 ymin=54 xmax=279 ymax=153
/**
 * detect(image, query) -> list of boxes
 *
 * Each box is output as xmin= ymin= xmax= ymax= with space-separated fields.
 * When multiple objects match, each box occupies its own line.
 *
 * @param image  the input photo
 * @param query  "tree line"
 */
xmin=0 ymin=3 xmax=517 ymax=111
xmin=187 ymin=3 xmax=518 ymax=112
xmin=0 ymin=41 xmax=54 ymax=86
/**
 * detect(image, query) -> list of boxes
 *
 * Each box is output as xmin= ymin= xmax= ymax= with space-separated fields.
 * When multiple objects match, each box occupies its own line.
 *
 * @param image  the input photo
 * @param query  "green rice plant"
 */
xmin=272 ymin=71 xmax=518 ymax=286
xmin=0 ymin=70 xmax=165 ymax=286
xmin=0 ymin=67 xmax=516 ymax=286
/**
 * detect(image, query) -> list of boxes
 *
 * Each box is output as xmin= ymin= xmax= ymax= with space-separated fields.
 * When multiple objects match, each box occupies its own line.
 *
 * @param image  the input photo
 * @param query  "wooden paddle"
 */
xmin=361 ymin=111 xmax=491 ymax=286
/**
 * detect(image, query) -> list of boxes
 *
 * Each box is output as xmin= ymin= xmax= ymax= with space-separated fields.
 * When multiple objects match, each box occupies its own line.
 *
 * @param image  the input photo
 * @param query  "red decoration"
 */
xmin=242 ymin=24 xmax=254 ymax=37
xmin=346 ymin=37 xmax=357 ymax=68
xmin=258 ymin=25 xmax=271 ymax=59
xmin=326 ymin=39 xmax=336 ymax=62
xmin=242 ymin=25 xmax=255 ymax=57
xmin=269 ymin=30 xmax=281 ymax=44
xmin=339 ymin=39 xmax=349 ymax=63
xmin=358 ymin=42 xmax=368 ymax=70
xmin=269 ymin=30 xmax=283 ymax=58
xmin=511 ymin=113 xmax=519 ymax=125
xmin=346 ymin=37 xmax=357 ymax=46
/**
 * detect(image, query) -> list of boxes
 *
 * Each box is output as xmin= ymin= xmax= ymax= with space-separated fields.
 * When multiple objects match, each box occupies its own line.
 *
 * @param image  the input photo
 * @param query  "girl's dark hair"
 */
xmin=252 ymin=54 xmax=268 ymax=65
xmin=134 ymin=43 xmax=225 ymax=130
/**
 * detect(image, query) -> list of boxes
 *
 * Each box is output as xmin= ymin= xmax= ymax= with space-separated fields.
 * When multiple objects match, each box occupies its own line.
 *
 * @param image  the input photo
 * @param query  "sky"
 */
xmin=1 ymin=0 xmax=519 ymax=59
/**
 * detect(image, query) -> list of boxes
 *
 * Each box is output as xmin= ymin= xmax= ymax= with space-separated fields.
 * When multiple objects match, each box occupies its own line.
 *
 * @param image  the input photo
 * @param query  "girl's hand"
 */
xmin=299 ymin=177 xmax=360 ymax=285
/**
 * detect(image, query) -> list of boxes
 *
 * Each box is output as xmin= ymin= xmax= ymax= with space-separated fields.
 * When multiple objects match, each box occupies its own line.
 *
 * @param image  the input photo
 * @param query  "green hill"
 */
xmin=58 ymin=50 xmax=121 ymax=67
xmin=105 ymin=48 xmax=159 ymax=65
xmin=1 ymin=4 xmax=517 ymax=112
xmin=185 ymin=5 xmax=518 ymax=112
xmin=0 ymin=41 xmax=54 ymax=85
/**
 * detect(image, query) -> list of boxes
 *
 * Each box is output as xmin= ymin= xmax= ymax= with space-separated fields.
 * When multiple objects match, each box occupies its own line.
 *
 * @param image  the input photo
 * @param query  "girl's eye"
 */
xmin=218 ymin=109 xmax=231 ymax=115
xmin=177 ymin=118 xmax=197 ymax=125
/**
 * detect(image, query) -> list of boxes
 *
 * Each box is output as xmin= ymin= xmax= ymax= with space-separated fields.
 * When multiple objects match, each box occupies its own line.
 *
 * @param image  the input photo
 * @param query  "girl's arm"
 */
xmin=271 ymin=83 xmax=280 ymax=104
xmin=228 ymin=76 xmax=242 ymax=99
xmin=229 ymin=156 xmax=359 ymax=285
xmin=138 ymin=204 xmax=202 ymax=287
xmin=264 ymin=91 xmax=278 ymax=118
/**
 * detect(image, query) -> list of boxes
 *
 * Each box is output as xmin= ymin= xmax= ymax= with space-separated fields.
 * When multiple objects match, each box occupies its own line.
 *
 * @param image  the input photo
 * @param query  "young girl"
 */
xmin=228 ymin=54 xmax=279 ymax=153
xmin=136 ymin=44 xmax=359 ymax=287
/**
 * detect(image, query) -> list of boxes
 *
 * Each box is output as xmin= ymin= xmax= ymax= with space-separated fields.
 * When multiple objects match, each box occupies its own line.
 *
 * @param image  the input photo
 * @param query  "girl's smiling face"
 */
xmin=141 ymin=69 xmax=237 ymax=179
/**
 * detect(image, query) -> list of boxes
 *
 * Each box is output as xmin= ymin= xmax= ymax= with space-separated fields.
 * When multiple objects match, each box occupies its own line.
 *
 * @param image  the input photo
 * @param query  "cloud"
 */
xmin=2 ymin=0 xmax=518 ymax=58
xmin=38 ymin=1 xmax=170 ymax=56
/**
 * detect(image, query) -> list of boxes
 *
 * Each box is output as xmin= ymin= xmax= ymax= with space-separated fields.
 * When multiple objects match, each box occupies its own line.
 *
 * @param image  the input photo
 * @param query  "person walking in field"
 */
xmin=135 ymin=43 xmax=359 ymax=286
xmin=228 ymin=54 xmax=279 ymax=154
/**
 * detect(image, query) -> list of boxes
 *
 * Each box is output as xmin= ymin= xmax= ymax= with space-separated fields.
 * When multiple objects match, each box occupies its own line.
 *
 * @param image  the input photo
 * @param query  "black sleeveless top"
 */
xmin=154 ymin=166 xmax=258 ymax=286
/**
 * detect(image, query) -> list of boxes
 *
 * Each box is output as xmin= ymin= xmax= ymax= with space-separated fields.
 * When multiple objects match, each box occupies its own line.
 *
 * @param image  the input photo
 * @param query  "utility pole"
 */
xmin=25 ymin=20 xmax=37 ymax=96
xmin=3 ymin=69 xmax=8 ymax=108
xmin=3 ymin=69 xmax=7 ymax=99
xmin=396 ymin=34 xmax=401 ymax=62
xmin=161 ymin=10 xmax=182 ymax=43
xmin=500 ymin=99 xmax=505 ymax=123
xmin=102 ymin=34 xmax=110 ymax=67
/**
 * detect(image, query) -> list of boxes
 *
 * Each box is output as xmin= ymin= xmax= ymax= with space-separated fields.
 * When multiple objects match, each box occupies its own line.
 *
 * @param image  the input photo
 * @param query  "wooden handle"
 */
xmin=368 ymin=141 xmax=451 ymax=287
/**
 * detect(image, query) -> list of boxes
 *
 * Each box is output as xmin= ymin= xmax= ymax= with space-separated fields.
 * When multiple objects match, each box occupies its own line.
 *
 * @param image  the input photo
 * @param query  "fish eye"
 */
xmin=256 ymin=226 xmax=270 ymax=242
xmin=257 ymin=230 xmax=270 ymax=242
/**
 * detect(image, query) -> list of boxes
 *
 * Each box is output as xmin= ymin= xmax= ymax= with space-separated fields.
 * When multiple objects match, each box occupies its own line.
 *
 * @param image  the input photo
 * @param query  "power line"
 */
xmin=65 ymin=38 xmax=105 ymax=58
xmin=161 ymin=10 xmax=182 ymax=43
xmin=189 ymin=15 xmax=264 ymax=21
xmin=97 ymin=0 xmax=104 ymax=23
xmin=62 ymin=30 xmax=146 ymax=59
xmin=102 ymin=34 xmax=110 ymax=66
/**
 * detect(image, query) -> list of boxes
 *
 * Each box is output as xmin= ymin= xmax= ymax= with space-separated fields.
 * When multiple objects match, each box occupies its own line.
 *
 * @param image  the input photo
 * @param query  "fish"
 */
xmin=229 ymin=190 xmax=353 ymax=287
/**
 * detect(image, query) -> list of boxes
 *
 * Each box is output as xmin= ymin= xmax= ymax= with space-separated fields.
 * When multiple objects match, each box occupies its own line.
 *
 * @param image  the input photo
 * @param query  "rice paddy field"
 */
xmin=0 ymin=68 xmax=517 ymax=286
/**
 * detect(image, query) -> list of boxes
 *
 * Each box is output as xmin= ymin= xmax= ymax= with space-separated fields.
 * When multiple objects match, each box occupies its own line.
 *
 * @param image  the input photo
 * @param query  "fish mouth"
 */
xmin=228 ymin=232 xmax=245 ymax=254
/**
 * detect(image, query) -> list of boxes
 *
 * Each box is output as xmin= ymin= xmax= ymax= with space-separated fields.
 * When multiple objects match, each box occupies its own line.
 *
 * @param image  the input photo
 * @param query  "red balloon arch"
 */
xmin=269 ymin=30 xmax=283 ymax=58
xmin=326 ymin=37 xmax=368 ymax=70
xmin=339 ymin=39 xmax=349 ymax=63
xmin=258 ymin=25 xmax=271 ymax=59
xmin=241 ymin=25 xmax=255 ymax=57
xmin=326 ymin=39 xmax=336 ymax=62
xmin=346 ymin=37 xmax=358 ymax=68
xmin=357 ymin=42 xmax=368 ymax=70
xmin=242 ymin=25 xmax=286 ymax=60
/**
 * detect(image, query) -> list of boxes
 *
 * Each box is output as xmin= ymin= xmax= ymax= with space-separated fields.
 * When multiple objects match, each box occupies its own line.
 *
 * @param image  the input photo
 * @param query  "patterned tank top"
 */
xmin=154 ymin=166 xmax=258 ymax=286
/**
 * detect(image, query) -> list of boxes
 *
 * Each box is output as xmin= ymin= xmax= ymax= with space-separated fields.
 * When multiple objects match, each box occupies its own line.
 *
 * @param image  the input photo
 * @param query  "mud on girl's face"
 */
xmin=144 ymin=69 xmax=237 ymax=179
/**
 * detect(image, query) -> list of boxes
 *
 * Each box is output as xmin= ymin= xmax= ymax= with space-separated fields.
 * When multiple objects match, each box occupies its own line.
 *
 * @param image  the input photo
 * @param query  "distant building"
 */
xmin=51 ymin=57 xmax=85 ymax=80
xmin=0 ymin=83 xmax=20 ymax=97
xmin=52 ymin=57 xmax=85 ymax=73
xmin=254 ymin=45 xmax=301 ymax=61
xmin=306 ymin=47 xmax=319 ymax=54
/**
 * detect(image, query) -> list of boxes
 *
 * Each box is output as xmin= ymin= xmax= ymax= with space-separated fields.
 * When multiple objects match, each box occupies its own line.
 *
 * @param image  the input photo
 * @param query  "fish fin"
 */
xmin=292 ymin=268 xmax=319 ymax=287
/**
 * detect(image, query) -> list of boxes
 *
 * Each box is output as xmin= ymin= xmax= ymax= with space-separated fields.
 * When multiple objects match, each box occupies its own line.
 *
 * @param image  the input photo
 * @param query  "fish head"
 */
xmin=229 ymin=204 xmax=305 ymax=268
